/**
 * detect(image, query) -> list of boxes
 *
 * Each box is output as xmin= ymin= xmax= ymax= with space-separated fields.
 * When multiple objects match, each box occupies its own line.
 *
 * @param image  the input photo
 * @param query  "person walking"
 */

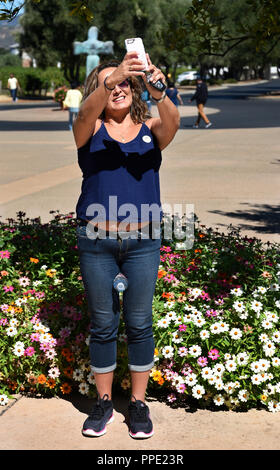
xmin=189 ymin=76 xmax=212 ymax=128
xmin=7 ymin=73 xmax=19 ymax=102
xmin=63 ymin=81 xmax=83 ymax=130
xmin=73 ymin=51 xmax=180 ymax=439
xmin=166 ymin=82 xmax=183 ymax=107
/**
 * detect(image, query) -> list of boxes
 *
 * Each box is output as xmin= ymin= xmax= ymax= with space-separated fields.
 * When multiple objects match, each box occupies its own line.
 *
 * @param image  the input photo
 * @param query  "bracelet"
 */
xmin=151 ymin=91 xmax=166 ymax=103
xmin=104 ymin=76 xmax=115 ymax=91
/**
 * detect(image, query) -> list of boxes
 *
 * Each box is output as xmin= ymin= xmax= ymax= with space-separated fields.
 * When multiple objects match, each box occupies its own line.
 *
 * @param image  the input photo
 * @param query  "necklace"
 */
xmin=106 ymin=122 xmax=135 ymax=143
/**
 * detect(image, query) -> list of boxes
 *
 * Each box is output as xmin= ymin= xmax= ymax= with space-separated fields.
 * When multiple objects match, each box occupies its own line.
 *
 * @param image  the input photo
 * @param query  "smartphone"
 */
xmin=124 ymin=37 xmax=166 ymax=92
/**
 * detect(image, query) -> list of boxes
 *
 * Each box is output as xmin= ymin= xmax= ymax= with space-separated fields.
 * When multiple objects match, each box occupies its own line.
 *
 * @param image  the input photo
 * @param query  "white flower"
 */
xmin=73 ymin=368 xmax=84 ymax=381
xmin=190 ymin=288 xmax=202 ymax=299
xmin=250 ymin=361 xmax=261 ymax=372
xmin=265 ymin=312 xmax=279 ymax=323
xmin=164 ymin=301 xmax=175 ymax=309
xmin=214 ymin=379 xmax=224 ymax=390
xmin=200 ymin=330 xmax=210 ymax=340
xmin=265 ymin=384 xmax=275 ymax=395
xmin=220 ymin=321 xmax=229 ymax=332
xmin=174 ymin=315 xmax=184 ymax=325
xmin=165 ymin=310 xmax=177 ymax=321
xmin=230 ymin=287 xmax=243 ymax=296
xmin=188 ymin=345 xmax=202 ymax=357
xmin=13 ymin=341 xmax=25 ymax=357
xmin=185 ymin=373 xmax=197 ymax=387
xmin=251 ymin=300 xmax=263 ymax=312
xmin=210 ymin=323 xmax=222 ymax=334
xmin=275 ymin=300 xmax=280 ymax=307
xmin=171 ymin=331 xmax=183 ymax=344
xmin=272 ymin=357 xmax=280 ymax=367
xmin=259 ymin=333 xmax=269 ymax=343
xmin=271 ymin=284 xmax=280 ymax=292
xmin=233 ymin=300 xmax=245 ymax=312
xmin=15 ymin=298 xmax=24 ymax=306
xmin=87 ymin=371 xmax=96 ymax=385
xmin=267 ymin=400 xmax=280 ymax=413
xmin=229 ymin=328 xmax=242 ymax=340
xmin=0 ymin=394 xmax=9 ymax=406
xmin=33 ymin=280 xmax=42 ymax=287
xmin=225 ymin=360 xmax=237 ymax=372
xmin=261 ymin=319 xmax=273 ymax=330
xmin=236 ymin=352 xmax=249 ymax=366
xmin=223 ymin=382 xmax=236 ymax=394
xmin=193 ymin=316 xmax=206 ymax=328
xmin=172 ymin=374 xmax=185 ymax=388
xmin=201 ymin=367 xmax=213 ymax=380
xmin=272 ymin=331 xmax=280 ymax=343
xmin=79 ymin=382 xmax=89 ymax=395
xmin=40 ymin=265 xmax=48 ymax=270
xmin=39 ymin=332 xmax=53 ymax=343
xmin=213 ymin=394 xmax=224 ymax=406
xmin=238 ymin=389 xmax=249 ymax=402
xmin=251 ymin=374 xmax=262 ymax=385
xmin=157 ymin=317 xmax=171 ymax=328
xmin=192 ymin=384 xmax=205 ymax=399
xmin=48 ymin=367 xmax=60 ymax=378
xmin=161 ymin=345 xmax=174 ymax=359
xmin=6 ymin=326 xmax=17 ymax=337
xmin=258 ymin=286 xmax=267 ymax=294
xmin=263 ymin=341 xmax=276 ymax=357
xmin=258 ymin=359 xmax=270 ymax=371
xmin=212 ymin=363 xmax=225 ymax=376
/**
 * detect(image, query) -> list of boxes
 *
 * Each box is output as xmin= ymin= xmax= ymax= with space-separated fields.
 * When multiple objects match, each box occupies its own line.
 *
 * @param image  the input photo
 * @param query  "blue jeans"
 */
xmin=77 ymin=225 xmax=161 ymax=373
xmin=10 ymin=89 xmax=17 ymax=101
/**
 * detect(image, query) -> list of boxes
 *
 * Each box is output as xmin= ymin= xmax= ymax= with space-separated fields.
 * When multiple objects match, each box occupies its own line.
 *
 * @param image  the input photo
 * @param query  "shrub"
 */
xmin=0 ymin=212 xmax=280 ymax=412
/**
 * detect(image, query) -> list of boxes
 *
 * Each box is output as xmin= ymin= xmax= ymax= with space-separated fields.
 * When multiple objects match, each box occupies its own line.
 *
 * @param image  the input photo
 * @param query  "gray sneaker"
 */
xmin=205 ymin=122 xmax=212 ymax=128
xmin=82 ymin=394 xmax=114 ymax=437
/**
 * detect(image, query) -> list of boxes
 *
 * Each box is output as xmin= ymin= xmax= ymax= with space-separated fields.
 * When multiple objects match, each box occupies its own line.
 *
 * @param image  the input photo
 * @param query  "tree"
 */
xmin=165 ymin=0 xmax=280 ymax=58
xmin=19 ymin=0 xmax=87 ymax=82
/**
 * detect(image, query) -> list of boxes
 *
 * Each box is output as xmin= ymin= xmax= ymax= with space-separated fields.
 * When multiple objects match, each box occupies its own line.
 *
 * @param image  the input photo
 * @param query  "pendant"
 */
xmin=121 ymin=137 xmax=125 ymax=142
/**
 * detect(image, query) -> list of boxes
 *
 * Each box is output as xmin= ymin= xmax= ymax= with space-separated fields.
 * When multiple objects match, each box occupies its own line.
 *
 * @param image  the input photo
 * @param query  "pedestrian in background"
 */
xmin=7 ymin=73 xmax=19 ymax=103
xmin=141 ymin=86 xmax=152 ymax=112
xmin=63 ymin=81 xmax=83 ymax=130
xmin=189 ymin=77 xmax=212 ymax=128
xmin=166 ymin=82 xmax=183 ymax=107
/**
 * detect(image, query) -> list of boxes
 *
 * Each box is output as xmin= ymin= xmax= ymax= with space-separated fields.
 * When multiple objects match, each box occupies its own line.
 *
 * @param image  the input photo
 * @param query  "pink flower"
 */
xmin=206 ymin=309 xmax=218 ymax=318
xmin=0 ymin=304 xmax=9 ymax=312
xmin=197 ymin=356 xmax=208 ymax=367
xmin=208 ymin=348 xmax=220 ymax=361
xmin=176 ymin=383 xmax=186 ymax=394
xmin=30 ymin=333 xmax=40 ymax=342
xmin=3 ymin=285 xmax=14 ymax=292
xmin=0 ymin=318 xmax=8 ymax=326
xmin=167 ymin=393 xmax=177 ymax=403
xmin=19 ymin=276 xmax=30 ymax=287
xmin=24 ymin=346 xmax=35 ymax=356
xmin=178 ymin=324 xmax=187 ymax=332
xmin=0 ymin=250 xmax=10 ymax=259
xmin=178 ymin=346 xmax=188 ymax=357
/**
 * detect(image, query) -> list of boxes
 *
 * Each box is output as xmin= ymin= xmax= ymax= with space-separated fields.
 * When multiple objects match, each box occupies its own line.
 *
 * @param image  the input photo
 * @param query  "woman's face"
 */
xmin=98 ymin=67 xmax=133 ymax=114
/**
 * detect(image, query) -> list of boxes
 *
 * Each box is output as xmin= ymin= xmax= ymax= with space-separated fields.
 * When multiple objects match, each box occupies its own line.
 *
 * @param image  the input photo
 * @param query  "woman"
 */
xmin=189 ymin=77 xmax=212 ymax=128
xmin=63 ymin=81 xmax=83 ymax=130
xmin=73 ymin=51 xmax=180 ymax=439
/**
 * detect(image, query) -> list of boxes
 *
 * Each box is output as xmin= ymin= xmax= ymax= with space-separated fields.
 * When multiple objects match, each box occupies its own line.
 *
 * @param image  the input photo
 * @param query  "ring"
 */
xmin=129 ymin=66 xmax=133 ymax=71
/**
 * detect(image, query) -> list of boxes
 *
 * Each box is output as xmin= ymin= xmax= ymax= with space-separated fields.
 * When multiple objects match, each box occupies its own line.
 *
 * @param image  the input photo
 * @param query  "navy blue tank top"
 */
xmin=76 ymin=121 xmax=162 ymax=223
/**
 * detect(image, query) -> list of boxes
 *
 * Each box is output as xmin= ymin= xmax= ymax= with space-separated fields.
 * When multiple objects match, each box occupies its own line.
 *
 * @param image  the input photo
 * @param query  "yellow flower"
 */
xmin=46 ymin=269 xmax=57 ymax=278
xmin=30 ymin=258 xmax=39 ymax=263
xmin=261 ymin=394 xmax=268 ymax=402
xmin=154 ymin=348 xmax=159 ymax=356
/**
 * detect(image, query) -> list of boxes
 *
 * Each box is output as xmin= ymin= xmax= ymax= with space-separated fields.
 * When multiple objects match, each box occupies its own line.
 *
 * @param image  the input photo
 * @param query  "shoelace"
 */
xmin=130 ymin=400 xmax=148 ymax=423
xmin=89 ymin=394 xmax=109 ymax=420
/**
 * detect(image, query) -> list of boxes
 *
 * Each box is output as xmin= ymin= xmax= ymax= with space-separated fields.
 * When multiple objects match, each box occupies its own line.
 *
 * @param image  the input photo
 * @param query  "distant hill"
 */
xmin=0 ymin=14 xmax=23 ymax=49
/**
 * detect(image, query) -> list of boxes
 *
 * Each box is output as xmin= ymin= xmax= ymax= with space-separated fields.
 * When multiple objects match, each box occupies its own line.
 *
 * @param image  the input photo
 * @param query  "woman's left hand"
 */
xmin=143 ymin=54 xmax=166 ymax=99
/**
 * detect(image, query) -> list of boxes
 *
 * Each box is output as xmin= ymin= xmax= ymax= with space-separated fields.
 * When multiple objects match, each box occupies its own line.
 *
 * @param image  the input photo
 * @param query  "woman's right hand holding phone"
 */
xmin=105 ymin=52 xmax=145 ymax=89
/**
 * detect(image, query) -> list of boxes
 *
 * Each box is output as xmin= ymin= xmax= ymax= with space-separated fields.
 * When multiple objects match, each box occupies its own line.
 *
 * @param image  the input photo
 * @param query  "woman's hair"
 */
xmin=82 ymin=60 xmax=151 ymax=123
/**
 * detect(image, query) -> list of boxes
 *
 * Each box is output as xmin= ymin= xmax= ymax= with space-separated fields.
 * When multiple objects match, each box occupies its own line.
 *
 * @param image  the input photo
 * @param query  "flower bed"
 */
xmin=1 ymin=212 xmax=280 ymax=412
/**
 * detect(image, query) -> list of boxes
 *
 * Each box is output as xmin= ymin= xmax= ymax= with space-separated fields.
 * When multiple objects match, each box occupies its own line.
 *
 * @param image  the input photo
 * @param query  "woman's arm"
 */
xmin=73 ymin=52 xmax=145 ymax=149
xmin=144 ymin=55 xmax=180 ymax=150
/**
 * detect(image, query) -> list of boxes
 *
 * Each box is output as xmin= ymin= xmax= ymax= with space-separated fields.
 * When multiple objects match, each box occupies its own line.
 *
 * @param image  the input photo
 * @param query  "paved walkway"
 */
xmin=1 ymin=81 xmax=280 ymax=451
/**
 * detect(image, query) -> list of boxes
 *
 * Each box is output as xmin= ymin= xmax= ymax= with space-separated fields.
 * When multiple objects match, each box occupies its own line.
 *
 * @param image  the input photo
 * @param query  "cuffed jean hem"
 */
xmin=128 ymin=361 xmax=154 ymax=372
xmin=91 ymin=363 xmax=117 ymax=373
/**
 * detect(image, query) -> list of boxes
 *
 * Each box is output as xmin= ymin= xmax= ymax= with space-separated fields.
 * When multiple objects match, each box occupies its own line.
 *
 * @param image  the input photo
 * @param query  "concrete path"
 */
xmin=1 ymin=80 xmax=280 ymax=451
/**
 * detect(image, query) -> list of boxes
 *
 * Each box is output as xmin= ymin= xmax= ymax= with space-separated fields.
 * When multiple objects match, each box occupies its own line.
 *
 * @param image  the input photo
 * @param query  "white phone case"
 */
xmin=124 ymin=37 xmax=148 ymax=70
